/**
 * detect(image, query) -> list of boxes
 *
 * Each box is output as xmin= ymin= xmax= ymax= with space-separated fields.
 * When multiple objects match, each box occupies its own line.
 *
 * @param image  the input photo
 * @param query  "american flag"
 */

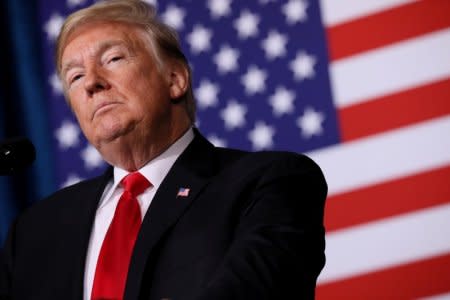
xmin=38 ymin=0 xmax=450 ymax=298
xmin=177 ymin=187 xmax=190 ymax=197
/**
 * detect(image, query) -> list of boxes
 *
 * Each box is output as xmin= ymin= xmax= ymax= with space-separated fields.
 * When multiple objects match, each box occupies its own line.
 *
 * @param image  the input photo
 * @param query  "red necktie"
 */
xmin=91 ymin=172 xmax=151 ymax=300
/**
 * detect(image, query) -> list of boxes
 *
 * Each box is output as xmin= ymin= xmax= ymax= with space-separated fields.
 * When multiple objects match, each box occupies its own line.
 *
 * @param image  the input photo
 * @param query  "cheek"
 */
xmin=71 ymin=99 xmax=86 ymax=119
xmin=70 ymin=99 xmax=92 ymax=130
xmin=74 ymin=110 xmax=92 ymax=138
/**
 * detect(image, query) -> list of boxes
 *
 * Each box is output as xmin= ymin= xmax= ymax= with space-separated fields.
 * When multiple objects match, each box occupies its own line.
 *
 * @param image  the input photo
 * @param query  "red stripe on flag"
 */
xmin=327 ymin=0 xmax=450 ymax=61
xmin=338 ymin=78 xmax=450 ymax=142
xmin=317 ymin=252 xmax=450 ymax=299
xmin=325 ymin=165 xmax=450 ymax=232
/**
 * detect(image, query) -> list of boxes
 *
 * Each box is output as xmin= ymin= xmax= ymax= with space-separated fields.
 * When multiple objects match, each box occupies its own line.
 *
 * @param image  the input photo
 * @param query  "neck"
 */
xmin=99 ymin=123 xmax=191 ymax=171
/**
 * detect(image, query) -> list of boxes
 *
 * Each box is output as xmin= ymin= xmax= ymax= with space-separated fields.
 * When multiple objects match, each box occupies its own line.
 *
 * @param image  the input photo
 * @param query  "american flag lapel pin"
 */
xmin=177 ymin=187 xmax=190 ymax=197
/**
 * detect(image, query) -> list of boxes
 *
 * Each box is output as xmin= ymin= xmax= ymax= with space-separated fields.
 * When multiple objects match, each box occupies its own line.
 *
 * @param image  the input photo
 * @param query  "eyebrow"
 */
xmin=61 ymin=40 xmax=130 ymax=77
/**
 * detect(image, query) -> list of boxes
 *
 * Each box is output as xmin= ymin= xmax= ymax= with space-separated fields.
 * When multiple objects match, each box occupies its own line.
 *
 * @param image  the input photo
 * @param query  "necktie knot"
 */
xmin=121 ymin=172 xmax=151 ymax=197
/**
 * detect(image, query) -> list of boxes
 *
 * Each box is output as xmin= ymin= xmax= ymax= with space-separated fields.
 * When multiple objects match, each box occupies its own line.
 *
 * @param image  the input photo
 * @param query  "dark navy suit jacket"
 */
xmin=0 ymin=130 xmax=327 ymax=300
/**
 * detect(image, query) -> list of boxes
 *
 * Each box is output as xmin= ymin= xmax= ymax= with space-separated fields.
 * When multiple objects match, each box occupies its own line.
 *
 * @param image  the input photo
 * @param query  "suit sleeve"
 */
xmin=195 ymin=154 xmax=327 ymax=300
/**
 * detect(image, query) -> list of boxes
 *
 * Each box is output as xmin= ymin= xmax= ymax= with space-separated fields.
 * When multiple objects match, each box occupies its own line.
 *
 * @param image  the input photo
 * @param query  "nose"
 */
xmin=84 ymin=67 xmax=110 ymax=96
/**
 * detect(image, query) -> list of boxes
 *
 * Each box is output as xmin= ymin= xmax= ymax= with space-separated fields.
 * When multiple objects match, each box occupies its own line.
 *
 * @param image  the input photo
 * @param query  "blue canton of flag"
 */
xmin=38 ymin=0 xmax=338 ymax=188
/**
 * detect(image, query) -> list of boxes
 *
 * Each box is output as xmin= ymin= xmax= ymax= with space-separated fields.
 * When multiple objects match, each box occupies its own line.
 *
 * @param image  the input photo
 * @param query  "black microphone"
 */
xmin=0 ymin=137 xmax=36 ymax=175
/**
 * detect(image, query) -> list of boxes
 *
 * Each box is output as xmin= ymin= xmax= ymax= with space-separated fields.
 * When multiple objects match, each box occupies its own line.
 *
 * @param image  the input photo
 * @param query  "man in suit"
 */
xmin=0 ymin=0 xmax=327 ymax=299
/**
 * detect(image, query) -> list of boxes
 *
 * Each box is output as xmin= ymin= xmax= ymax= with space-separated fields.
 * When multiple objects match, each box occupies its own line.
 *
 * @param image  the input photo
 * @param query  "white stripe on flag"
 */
xmin=318 ymin=203 xmax=450 ymax=283
xmin=319 ymin=0 xmax=416 ymax=26
xmin=329 ymin=28 xmax=450 ymax=108
xmin=308 ymin=115 xmax=450 ymax=195
xmin=419 ymin=292 xmax=450 ymax=300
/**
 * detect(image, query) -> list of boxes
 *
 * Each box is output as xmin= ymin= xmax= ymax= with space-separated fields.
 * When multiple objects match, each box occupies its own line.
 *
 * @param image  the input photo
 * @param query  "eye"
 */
xmin=109 ymin=56 xmax=123 ymax=63
xmin=71 ymin=74 xmax=84 ymax=83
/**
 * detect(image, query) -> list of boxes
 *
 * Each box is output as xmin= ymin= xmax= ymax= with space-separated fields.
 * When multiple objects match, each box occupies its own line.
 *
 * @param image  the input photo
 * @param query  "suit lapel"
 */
xmin=125 ymin=131 xmax=217 ymax=300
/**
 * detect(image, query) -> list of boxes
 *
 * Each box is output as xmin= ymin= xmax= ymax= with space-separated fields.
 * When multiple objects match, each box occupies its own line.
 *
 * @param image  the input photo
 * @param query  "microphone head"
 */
xmin=0 ymin=137 xmax=36 ymax=175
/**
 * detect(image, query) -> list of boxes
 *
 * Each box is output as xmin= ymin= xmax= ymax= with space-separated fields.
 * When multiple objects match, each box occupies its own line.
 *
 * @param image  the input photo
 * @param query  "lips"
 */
xmin=92 ymin=101 xmax=120 ymax=119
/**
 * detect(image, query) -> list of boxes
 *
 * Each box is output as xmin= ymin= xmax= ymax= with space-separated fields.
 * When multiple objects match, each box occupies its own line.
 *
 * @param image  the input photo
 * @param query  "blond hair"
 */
xmin=56 ymin=0 xmax=196 ymax=122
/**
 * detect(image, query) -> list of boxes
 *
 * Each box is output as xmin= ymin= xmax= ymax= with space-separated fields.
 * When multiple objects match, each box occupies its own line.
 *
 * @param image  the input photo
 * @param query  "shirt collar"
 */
xmin=100 ymin=128 xmax=194 ymax=208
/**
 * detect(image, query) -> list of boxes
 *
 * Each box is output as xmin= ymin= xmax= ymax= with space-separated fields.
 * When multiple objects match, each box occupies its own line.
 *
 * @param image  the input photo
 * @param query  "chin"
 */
xmin=98 ymin=127 xmax=137 ymax=147
xmin=97 ymin=120 xmax=127 ymax=138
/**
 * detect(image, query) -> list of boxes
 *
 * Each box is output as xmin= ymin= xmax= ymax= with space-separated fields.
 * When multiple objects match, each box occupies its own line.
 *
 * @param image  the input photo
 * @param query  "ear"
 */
xmin=168 ymin=62 xmax=189 ymax=99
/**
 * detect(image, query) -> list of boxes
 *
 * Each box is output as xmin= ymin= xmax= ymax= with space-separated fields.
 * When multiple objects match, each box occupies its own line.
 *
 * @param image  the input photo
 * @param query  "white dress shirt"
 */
xmin=83 ymin=128 xmax=194 ymax=300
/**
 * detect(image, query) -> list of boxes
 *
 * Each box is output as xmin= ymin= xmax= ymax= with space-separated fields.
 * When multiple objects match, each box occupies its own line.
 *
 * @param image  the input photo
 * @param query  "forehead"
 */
xmin=61 ymin=21 xmax=149 ymax=61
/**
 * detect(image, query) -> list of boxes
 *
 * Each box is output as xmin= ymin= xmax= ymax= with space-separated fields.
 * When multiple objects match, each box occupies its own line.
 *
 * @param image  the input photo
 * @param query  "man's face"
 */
xmin=61 ymin=22 xmax=173 ymax=149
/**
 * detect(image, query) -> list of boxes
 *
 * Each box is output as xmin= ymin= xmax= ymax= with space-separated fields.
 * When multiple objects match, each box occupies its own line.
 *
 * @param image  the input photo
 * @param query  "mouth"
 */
xmin=93 ymin=102 xmax=120 ymax=119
